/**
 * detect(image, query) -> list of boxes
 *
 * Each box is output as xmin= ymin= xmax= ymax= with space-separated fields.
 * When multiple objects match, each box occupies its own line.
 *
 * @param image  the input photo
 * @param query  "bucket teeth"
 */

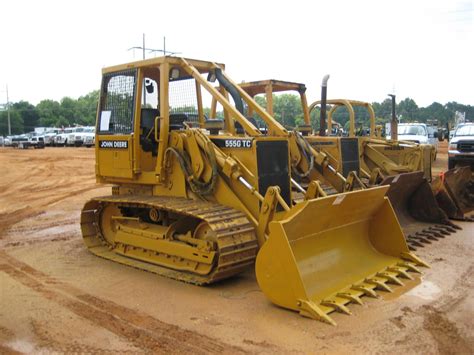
xmin=435 ymin=224 xmax=456 ymax=233
xmin=336 ymin=292 xmax=364 ymax=305
xmin=401 ymin=252 xmax=430 ymax=268
xmin=406 ymin=237 xmax=424 ymax=249
xmin=429 ymin=226 xmax=449 ymax=236
xmin=298 ymin=299 xmax=336 ymax=326
xmin=365 ymin=278 xmax=393 ymax=293
xmin=446 ymin=221 xmax=462 ymax=230
xmin=422 ymin=230 xmax=442 ymax=239
xmin=397 ymin=261 xmax=421 ymax=274
xmin=415 ymin=232 xmax=437 ymax=244
xmin=377 ymin=272 xmax=404 ymax=286
xmin=321 ymin=300 xmax=352 ymax=315
xmin=387 ymin=267 xmax=414 ymax=280
xmin=408 ymin=240 xmax=424 ymax=247
xmin=351 ymin=285 xmax=378 ymax=298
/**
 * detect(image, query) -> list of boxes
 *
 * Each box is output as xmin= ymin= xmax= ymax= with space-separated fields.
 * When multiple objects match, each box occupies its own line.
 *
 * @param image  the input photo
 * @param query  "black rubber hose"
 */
xmin=214 ymin=68 xmax=244 ymax=115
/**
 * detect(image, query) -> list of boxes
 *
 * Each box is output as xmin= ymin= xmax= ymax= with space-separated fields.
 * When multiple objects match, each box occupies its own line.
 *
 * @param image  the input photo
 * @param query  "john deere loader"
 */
xmin=309 ymin=96 xmax=474 ymax=222
xmin=235 ymin=79 xmax=461 ymax=250
xmin=82 ymin=57 xmax=427 ymax=325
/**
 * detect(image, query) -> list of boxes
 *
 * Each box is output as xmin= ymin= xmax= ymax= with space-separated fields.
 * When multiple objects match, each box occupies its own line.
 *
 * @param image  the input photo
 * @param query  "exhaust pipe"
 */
xmin=319 ymin=75 xmax=330 ymax=136
xmin=388 ymin=94 xmax=397 ymax=140
xmin=214 ymin=68 xmax=244 ymax=115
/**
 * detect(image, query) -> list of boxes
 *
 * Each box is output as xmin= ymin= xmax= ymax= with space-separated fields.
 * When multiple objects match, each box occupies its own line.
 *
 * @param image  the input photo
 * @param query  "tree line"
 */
xmin=1 ymin=90 xmax=472 ymax=136
xmin=0 ymin=91 xmax=99 ymax=135
xmin=253 ymin=95 xmax=474 ymax=131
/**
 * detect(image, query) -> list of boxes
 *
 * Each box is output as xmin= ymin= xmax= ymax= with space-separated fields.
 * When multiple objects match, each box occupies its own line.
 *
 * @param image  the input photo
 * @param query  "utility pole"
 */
xmin=6 ymin=85 xmax=11 ymax=136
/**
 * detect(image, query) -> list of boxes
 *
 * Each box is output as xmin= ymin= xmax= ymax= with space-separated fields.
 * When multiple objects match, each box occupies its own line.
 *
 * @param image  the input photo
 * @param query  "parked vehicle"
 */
xmin=66 ymin=127 xmax=86 ymax=147
xmin=43 ymin=128 xmax=60 ymax=146
xmin=82 ymin=127 xmax=96 ymax=147
xmin=448 ymin=122 xmax=474 ymax=169
xmin=30 ymin=136 xmax=45 ymax=149
xmin=54 ymin=128 xmax=73 ymax=146
xmin=393 ymin=123 xmax=439 ymax=159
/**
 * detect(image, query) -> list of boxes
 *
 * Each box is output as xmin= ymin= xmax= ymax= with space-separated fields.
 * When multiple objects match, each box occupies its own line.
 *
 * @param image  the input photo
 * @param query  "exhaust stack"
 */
xmin=319 ymin=75 xmax=330 ymax=136
xmin=388 ymin=94 xmax=397 ymax=140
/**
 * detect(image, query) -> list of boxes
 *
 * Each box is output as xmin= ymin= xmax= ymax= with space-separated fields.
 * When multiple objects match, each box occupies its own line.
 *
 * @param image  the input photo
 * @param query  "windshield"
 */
xmin=75 ymin=128 xmax=84 ymax=132
xmin=455 ymin=125 xmax=474 ymax=136
xmin=398 ymin=125 xmax=426 ymax=135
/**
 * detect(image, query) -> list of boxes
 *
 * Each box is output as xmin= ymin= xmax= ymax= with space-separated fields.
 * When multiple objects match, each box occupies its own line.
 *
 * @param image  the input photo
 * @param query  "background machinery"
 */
xmin=237 ymin=79 xmax=463 ymax=249
xmin=81 ymin=57 xmax=427 ymax=325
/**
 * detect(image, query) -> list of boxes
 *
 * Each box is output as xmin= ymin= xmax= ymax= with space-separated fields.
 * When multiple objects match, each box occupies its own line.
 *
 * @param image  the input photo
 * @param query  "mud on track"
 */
xmin=0 ymin=145 xmax=473 ymax=354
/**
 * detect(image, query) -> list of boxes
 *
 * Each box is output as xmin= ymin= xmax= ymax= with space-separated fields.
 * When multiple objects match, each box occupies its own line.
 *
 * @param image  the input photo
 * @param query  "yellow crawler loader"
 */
xmin=308 ymin=95 xmax=473 ymax=223
xmin=82 ymin=57 xmax=427 ymax=325
xmin=237 ymin=80 xmax=462 ymax=249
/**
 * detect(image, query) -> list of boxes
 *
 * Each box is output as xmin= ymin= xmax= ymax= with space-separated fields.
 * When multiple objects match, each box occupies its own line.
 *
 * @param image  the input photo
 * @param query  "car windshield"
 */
xmin=398 ymin=125 xmax=426 ymax=135
xmin=75 ymin=128 xmax=84 ymax=132
xmin=454 ymin=125 xmax=474 ymax=136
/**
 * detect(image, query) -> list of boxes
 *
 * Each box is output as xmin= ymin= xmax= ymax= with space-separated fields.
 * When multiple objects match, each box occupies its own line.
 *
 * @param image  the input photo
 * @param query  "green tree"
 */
xmin=77 ymin=90 xmax=99 ymax=125
xmin=60 ymin=97 xmax=80 ymax=125
xmin=12 ymin=101 xmax=39 ymax=132
xmin=398 ymin=98 xmax=419 ymax=122
xmin=372 ymin=99 xmax=392 ymax=120
xmin=37 ymin=99 xmax=65 ymax=127
xmin=0 ymin=110 xmax=24 ymax=135
xmin=272 ymin=94 xmax=304 ymax=128
xmin=418 ymin=102 xmax=450 ymax=126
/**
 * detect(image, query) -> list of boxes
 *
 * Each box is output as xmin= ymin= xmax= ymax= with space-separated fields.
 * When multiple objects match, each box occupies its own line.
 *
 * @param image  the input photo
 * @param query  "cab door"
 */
xmin=96 ymin=69 xmax=137 ymax=179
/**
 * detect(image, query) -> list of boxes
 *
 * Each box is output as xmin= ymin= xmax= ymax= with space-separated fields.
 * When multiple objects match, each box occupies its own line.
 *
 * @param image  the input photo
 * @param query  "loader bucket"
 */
xmin=380 ymin=172 xmax=457 ymax=247
xmin=432 ymin=166 xmax=473 ymax=220
xmin=255 ymin=186 xmax=428 ymax=325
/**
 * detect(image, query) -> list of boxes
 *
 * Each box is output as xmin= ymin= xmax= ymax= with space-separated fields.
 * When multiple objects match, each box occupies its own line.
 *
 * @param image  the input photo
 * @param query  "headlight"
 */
xmin=449 ymin=143 xmax=457 ymax=150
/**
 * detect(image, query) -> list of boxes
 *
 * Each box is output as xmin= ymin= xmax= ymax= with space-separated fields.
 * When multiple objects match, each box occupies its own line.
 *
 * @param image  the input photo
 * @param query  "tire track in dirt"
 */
xmin=0 ymin=185 xmax=103 ymax=237
xmin=29 ymin=319 xmax=140 ymax=354
xmin=0 ymin=251 xmax=247 ymax=354
xmin=422 ymin=305 xmax=471 ymax=354
xmin=420 ymin=264 xmax=474 ymax=354
xmin=0 ymin=207 xmax=44 ymax=235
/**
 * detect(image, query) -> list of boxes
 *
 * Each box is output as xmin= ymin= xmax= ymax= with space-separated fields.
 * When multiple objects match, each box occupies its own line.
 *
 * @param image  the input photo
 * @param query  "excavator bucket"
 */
xmin=380 ymin=172 xmax=459 ymax=249
xmin=432 ymin=166 xmax=474 ymax=220
xmin=255 ymin=186 xmax=428 ymax=325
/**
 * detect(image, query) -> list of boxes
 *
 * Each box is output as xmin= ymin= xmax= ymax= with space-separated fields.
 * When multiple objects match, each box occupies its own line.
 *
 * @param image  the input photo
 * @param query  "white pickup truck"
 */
xmin=66 ymin=127 xmax=87 ymax=147
xmin=448 ymin=122 xmax=474 ymax=169
xmin=82 ymin=127 xmax=96 ymax=147
xmin=54 ymin=128 xmax=73 ymax=146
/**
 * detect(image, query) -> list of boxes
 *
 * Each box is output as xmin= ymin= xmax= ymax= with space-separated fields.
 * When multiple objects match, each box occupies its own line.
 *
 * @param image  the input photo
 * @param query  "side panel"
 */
xmin=340 ymin=138 xmax=360 ymax=177
xmin=256 ymin=140 xmax=291 ymax=207
xmin=97 ymin=136 xmax=134 ymax=179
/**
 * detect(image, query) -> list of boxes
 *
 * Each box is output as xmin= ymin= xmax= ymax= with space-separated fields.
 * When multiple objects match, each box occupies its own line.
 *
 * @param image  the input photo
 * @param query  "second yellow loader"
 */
xmin=236 ymin=79 xmax=461 ymax=250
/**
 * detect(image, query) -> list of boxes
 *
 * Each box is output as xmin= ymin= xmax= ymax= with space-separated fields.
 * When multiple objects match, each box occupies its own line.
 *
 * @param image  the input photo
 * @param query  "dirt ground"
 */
xmin=0 ymin=142 xmax=473 ymax=354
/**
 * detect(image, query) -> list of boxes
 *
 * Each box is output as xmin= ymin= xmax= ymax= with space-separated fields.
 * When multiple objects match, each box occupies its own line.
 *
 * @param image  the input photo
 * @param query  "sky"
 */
xmin=0 ymin=0 xmax=472 ymax=108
